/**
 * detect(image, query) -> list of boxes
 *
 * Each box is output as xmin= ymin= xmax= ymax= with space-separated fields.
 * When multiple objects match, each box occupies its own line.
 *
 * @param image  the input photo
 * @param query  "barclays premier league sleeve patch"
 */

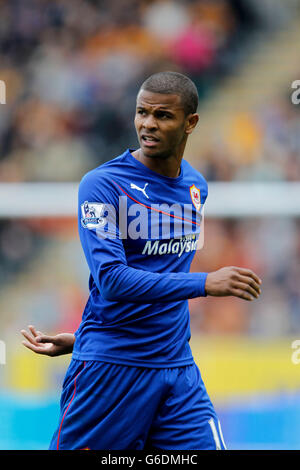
xmin=81 ymin=201 xmax=107 ymax=229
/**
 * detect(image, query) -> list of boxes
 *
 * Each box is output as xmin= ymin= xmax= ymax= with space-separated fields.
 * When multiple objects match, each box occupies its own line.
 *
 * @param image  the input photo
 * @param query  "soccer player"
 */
xmin=21 ymin=72 xmax=261 ymax=450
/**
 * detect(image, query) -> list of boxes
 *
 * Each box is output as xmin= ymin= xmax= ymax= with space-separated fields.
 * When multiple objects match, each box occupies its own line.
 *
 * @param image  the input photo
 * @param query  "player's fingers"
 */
xmin=236 ymin=275 xmax=261 ymax=295
xmin=235 ymin=268 xmax=262 ymax=285
xmin=21 ymin=329 xmax=40 ymax=346
xmin=234 ymin=281 xmax=259 ymax=299
xmin=21 ymin=340 xmax=46 ymax=354
xmin=28 ymin=325 xmax=40 ymax=338
xmin=36 ymin=335 xmax=55 ymax=344
xmin=231 ymin=288 xmax=254 ymax=301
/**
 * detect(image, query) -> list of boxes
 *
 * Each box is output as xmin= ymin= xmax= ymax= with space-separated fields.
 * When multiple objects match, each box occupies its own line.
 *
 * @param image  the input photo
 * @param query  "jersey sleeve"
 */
xmin=200 ymin=173 xmax=208 ymax=206
xmin=78 ymin=171 xmax=208 ymax=303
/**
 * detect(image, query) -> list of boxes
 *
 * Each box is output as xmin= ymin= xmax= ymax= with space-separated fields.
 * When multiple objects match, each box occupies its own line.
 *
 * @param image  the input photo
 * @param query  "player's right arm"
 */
xmin=79 ymin=171 xmax=209 ymax=302
xmin=79 ymin=171 xmax=262 ymax=303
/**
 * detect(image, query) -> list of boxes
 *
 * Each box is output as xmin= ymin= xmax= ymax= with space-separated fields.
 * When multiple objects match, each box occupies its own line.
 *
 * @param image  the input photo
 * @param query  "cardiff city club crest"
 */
xmin=81 ymin=201 xmax=106 ymax=229
xmin=189 ymin=184 xmax=201 ymax=211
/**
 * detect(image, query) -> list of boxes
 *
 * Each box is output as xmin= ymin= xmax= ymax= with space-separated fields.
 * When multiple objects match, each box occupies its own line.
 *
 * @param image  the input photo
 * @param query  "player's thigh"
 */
xmin=50 ymin=359 xmax=164 ymax=450
xmin=149 ymin=363 xmax=226 ymax=450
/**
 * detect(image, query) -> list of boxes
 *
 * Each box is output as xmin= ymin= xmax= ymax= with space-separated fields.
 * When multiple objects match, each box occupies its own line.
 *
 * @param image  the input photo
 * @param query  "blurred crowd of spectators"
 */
xmin=0 ymin=0 xmax=261 ymax=182
xmin=0 ymin=0 xmax=297 ymax=183
xmin=197 ymin=97 xmax=300 ymax=182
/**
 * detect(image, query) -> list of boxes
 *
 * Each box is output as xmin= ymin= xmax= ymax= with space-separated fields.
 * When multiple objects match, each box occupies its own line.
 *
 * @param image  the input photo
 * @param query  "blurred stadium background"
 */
xmin=0 ymin=0 xmax=300 ymax=450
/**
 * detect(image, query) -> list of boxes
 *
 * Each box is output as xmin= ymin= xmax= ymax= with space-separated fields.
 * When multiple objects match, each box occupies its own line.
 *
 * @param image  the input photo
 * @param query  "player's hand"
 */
xmin=21 ymin=325 xmax=75 ymax=357
xmin=205 ymin=266 xmax=262 ymax=301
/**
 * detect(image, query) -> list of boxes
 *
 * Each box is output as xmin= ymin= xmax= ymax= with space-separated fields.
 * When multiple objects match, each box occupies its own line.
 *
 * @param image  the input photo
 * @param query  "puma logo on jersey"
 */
xmin=130 ymin=182 xmax=149 ymax=199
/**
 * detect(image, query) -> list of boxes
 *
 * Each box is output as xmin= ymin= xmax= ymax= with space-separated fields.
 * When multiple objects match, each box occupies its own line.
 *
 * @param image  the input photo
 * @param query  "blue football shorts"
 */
xmin=49 ymin=358 xmax=226 ymax=450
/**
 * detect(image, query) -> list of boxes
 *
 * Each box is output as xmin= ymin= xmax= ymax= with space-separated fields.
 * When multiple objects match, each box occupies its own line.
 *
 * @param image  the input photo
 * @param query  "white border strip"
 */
xmin=0 ymin=182 xmax=300 ymax=218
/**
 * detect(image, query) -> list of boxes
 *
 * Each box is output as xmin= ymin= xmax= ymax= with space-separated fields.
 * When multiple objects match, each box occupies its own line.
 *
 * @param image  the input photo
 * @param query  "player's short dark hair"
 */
xmin=139 ymin=71 xmax=199 ymax=115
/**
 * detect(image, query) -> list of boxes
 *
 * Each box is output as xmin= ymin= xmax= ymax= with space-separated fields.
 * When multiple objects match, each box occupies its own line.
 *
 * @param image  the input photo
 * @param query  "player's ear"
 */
xmin=185 ymin=113 xmax=199 ymax=135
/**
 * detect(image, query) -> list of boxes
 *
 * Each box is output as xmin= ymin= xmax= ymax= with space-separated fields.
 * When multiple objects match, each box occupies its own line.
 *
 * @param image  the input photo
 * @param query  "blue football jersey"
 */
xmin=72 ymin=149 xmax=208 ymax=367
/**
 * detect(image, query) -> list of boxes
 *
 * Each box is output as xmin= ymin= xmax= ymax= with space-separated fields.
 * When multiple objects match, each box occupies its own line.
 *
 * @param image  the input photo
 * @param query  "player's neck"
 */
xmin=132 ymin=149 xmax=183 ymax=178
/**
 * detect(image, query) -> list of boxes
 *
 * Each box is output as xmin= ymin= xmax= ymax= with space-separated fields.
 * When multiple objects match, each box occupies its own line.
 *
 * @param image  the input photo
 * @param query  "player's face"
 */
xmin=134 ymin=90 xmax=197 ymax=159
